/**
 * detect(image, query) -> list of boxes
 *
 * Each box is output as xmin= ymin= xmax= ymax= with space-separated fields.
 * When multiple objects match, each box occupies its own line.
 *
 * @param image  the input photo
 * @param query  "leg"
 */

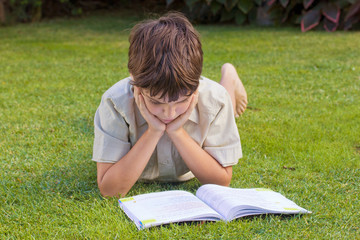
xmin=219 ymin=63 xmax=248 ymax=117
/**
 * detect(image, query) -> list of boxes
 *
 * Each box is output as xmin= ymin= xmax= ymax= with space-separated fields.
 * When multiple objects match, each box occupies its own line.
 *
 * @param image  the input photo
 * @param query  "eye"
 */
xmin=150 ymin=100 xmax=162 ymax=105
xmin=178 ymin=98 xmax=190 ymax=104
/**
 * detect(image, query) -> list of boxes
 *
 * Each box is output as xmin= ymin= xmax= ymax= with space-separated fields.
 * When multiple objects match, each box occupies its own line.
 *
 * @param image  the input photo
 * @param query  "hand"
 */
xmin=133 ymin=86 xmax=166 ymax=134
xmin=166 ymin=91 xmax=198 ymax=135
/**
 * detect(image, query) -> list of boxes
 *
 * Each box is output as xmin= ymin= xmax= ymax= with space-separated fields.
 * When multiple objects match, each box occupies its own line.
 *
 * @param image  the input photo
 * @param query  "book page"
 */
xmin=119 ymin=190 xmax=223 ymax=229
xmin=196 ymin=184 xmax=311 ymax=221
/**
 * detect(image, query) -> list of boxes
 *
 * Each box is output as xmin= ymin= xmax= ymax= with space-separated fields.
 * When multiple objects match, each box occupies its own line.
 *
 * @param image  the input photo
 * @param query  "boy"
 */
xmin=92 ymin=12 xmax=247 ymax=197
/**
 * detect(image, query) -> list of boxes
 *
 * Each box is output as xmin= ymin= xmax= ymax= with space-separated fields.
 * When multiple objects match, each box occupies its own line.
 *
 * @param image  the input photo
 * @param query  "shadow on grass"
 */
xmin=137 ymin=213 xmax=306 ymax=231
xmin=129 ymin=178 xmax=201 ymax=197
xmin=70 ymin=116 xmax=202 ymax=197
xmin=39 ymin=165 xmax=201 ymax=201
xmin=36 ymin=116 xmax=203 ymax=200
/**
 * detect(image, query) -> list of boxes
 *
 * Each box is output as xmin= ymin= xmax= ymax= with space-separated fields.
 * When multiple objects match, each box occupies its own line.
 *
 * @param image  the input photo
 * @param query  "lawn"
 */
xmin=0 ymin=10 xmax=359 ymax=239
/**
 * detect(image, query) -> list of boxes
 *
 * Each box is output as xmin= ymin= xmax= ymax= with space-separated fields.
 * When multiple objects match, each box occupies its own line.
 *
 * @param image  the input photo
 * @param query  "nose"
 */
xmin=163 ymin=105 xmax=176 ymax=119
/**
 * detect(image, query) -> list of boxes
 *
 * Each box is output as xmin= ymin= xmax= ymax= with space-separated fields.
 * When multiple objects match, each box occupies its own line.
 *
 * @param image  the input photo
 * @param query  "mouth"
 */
xmin=161 ymin=119 xmax=174 ymax=124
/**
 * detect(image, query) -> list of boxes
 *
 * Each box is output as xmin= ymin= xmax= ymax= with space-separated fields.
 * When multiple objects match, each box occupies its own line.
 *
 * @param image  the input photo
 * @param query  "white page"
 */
xmin=119 ymin=190 xmax=223 ymax=229
xmin=196 ymin=184 xmax=311 ymax=221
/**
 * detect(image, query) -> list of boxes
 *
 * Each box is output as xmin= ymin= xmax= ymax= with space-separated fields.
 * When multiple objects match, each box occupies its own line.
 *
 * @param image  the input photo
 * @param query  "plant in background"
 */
xmin=1 ymin=0 xmax=111 ymax=24
xmin=6 ymin=0 xmax=43 ymax=23
xmin=2 ymin=0 xmax=83 ymax=24
xmin=343 ymin=0 xmax=360 ymax=30
xmin=1 ymin=0 xmax=159 ymax=25
xmin=169 ymin=0 xmax=264 ymax=25
xmin=300 ymin=1 xmax=341 ymax=32
xmin=167 ymin=0 xmax=360 ymax=31
xmin=265 ymin=0 xmax=360 ymax=32
xmin=2 ymin=0 xmax=359 ymax=31
xmin=0 ymin=0 xmax=6 ymax=23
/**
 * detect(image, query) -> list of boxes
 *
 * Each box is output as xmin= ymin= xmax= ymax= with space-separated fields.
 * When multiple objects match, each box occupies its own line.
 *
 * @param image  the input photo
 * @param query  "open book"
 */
xmin=118 ymin=184 xmax=311 ymax=230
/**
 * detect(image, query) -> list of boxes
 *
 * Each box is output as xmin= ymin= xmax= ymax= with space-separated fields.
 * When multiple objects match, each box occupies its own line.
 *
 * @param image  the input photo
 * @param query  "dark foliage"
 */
xmin=1 ymin=0 xmax=359 ymax=31
xmin=170 ymin=0 xmax=360 ymax=31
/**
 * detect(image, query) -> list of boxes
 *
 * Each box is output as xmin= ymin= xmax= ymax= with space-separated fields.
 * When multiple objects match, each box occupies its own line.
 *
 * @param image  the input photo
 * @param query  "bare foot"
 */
xmin=220 ymin=63 xmax=248 ymax=117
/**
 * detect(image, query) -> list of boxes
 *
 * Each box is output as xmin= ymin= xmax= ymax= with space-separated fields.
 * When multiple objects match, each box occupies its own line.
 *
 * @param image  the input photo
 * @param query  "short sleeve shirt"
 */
xmin=92 ymin=76 xmax=242 ymax=182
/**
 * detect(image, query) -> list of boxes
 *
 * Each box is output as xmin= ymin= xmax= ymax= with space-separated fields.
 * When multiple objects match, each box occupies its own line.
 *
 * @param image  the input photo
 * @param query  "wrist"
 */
xmin=147 ymin=127 xmax=165 ymax=139
xmin=166 ymin=127 xmax=185 ymax=140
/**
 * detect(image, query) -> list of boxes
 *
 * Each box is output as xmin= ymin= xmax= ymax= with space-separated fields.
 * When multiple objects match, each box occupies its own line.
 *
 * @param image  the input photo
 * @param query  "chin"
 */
xmin=161 ymin=119 xmax=173 ymax=124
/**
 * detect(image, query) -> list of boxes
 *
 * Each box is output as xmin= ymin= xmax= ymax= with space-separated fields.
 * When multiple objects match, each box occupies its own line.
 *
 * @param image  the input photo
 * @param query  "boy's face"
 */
xmin=140 ymin=88 xmax=193 ymax=124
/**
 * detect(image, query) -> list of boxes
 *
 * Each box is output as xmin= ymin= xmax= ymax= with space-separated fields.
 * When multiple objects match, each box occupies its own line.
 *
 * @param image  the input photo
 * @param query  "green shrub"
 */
xmin=2 ymin=0 xmax=83 ymax=24
xmin=1 ymin=0 xmax=135 ymax=24
xmin=0 ymin=0 xmax=169 ymax=25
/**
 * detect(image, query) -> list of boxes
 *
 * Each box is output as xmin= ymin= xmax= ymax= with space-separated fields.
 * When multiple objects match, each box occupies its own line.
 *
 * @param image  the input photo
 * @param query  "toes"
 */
xmin=236 ymin=102 xmax=247 ymax=115
xmin=236 ymin=106 xmax=244 ymax=115
xmin=241 ymin=101 xmax=247 ymax=109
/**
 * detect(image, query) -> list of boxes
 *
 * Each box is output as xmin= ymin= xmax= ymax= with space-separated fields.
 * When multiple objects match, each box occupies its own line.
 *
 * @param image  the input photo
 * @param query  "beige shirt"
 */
xmin=92 ymin=76 xmax=242 ymax=182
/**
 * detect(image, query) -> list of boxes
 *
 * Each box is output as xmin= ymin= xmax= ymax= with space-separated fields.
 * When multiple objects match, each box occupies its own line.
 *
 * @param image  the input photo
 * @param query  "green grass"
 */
xmin=1 ymin=11 xmax=359 ymax=239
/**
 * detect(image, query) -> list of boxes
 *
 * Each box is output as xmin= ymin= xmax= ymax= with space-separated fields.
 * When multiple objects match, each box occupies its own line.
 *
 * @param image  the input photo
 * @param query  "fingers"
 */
xmin=176 ymin=92 xmax=198 ymax=122
xmin=133 ymin=86 xmax=165 ymax=132
xmin=134 ymin=86 xmax=147 ymax=115
xmin=189 ymin=93 xmax=198 ymax=115
xmin=133 ymin=86 xmax=140 ymax=106
xmin=136 ymin=90 xmax=151 ymax=117
xmin=164 ymin=91 xmax=200 ymax=134
xmin=134 ymin=87 xmax=147 ymax=113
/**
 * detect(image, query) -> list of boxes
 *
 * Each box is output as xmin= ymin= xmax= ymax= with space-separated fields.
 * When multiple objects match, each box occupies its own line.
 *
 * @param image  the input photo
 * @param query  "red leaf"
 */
xmin=303 ymin=0 xmax=315 ymax=10
xmin=344 ymin=20 xmax=352 ymax=30
xmin=301 ymin=9 xmax=321 ymax=32
xmin=281 ymin=1 xmax=298 ymax=23
xmin=256 ymin=6 xmax=274 ymax=26
xmin=322 ymin=3 xmax=340 ymax=23
xmin=267 ymin=0 xmax=276 ymax=6
xmin=345 ymin=0 xmax=360 ymax=22
xmin=324 ymin=18 xmax=338 ymax=32
xmin=344 ymin=14 xmax=360 ymax=30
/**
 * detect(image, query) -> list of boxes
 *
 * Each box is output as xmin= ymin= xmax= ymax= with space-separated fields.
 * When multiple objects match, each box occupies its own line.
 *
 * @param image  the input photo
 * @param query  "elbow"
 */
xmin=98 ymin=182 xmax=129 ymax=198
xmin=200 ymin=174 xmax=232 ymax=187
xmin=199 ymin=166 xmax=233 ymax=186
xmin=213 ymin=168 xmax=232 ymax=186
xmin=218 ymin=175 xmax=232 ymax=187
xmin=99 ymin=187 xmax=116 ymax=198
xmin=223 ymin=178 xmax=232 ymax=187
xmin=221 ymin=166 xmax=233 ymax=186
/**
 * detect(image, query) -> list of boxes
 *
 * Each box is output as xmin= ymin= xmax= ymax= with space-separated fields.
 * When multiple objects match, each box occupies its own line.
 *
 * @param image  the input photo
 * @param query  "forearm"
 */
xmin=98 ymin=129 xmax=163 ymax=197
xmin=167 ymin=128 xmax=232 ymax=186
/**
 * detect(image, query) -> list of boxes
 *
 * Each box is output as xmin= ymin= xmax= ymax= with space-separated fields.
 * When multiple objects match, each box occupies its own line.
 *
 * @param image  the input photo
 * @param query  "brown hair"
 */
xmin=128 ymin=12 xmax=203 ymax=101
